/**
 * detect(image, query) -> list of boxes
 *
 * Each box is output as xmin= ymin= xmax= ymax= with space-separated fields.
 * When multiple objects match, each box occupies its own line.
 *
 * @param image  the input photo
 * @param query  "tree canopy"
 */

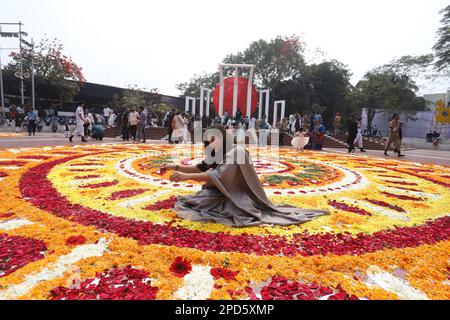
xmin=354 ymin=68 xmax=426 ymax=129
xmin=433 ymin=5 xmax=450 ymax=73
xmin=4 ymin=38 xmax=85 ymax=103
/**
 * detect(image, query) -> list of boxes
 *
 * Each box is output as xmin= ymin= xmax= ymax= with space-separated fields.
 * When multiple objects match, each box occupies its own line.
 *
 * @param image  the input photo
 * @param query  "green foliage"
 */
xmin=177 ymin=34 xmax=428 ymax=129
xmin=304 ymin=60 xmax=353 ymax=126
xmin=223 ymin=35 xmax=306 ymax=88
xmin=176 ymin=72 xmax=219 ymax=97
xmin=433 ymin=5 xmax=450 ymax=73
xmin=150 ymin=103 xmax=177 ymax=116
xmin=177 ymin=35 xmax=306 ymax=97
xmin=120 ymin=85 xmax=146 ymax=110
xmin=354 ymin=69 xmax=426 ymax=129
xmin=5 ymin=38 xmax=85 ymax=103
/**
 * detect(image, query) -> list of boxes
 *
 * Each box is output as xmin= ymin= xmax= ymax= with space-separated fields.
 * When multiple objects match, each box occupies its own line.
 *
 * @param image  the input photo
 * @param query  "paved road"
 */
xmin=1 ymin=132 xmax=449 ymax=166
xmin=323 ymin=147 xmax=450 ymax=166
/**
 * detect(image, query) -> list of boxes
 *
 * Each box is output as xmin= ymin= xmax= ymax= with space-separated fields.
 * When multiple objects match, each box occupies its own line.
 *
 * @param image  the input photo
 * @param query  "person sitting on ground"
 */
xmin=160 ymin=125 xmax=329 ymax=227
xmin=92 ymin=123 xmax=104 ymax=141
xmin=432 ymin=131 xmax=441 ymax=147
xmin=426 ymin=130 xmax=433 ymax=143
xmin=291 ymin=128 xmax=310 ymax=151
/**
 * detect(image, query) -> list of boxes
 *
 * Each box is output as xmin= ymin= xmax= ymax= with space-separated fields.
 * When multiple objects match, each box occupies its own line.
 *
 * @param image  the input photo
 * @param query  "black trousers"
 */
xmin=27 ymin=120 xmax=36 ymax=135
xmin=347 ymin=134 xmax=357 ymax=151
xmin=122 ymin=125 xmax=130 ymax=140
xmin=129 ymin=125 xmax=137 ymax=141
xmin=168 ymin=127 xmax=173 ymax=143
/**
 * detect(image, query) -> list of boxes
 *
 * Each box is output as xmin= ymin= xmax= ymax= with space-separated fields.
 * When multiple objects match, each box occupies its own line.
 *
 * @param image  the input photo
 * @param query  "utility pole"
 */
xmin=18 ymin=21 xmax=24 ymax=106
xmin=31 ymin=39 xmax=35 ymax=110
xmin=0 ymin=22 xmax=30 ymax=109
xmin=0 ymin=48 xmax=4 ymax=117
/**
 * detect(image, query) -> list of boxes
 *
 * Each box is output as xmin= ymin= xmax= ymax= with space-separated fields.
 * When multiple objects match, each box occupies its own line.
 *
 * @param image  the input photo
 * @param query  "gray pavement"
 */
xmin=1 ymin=132 xmax=449 ymax=166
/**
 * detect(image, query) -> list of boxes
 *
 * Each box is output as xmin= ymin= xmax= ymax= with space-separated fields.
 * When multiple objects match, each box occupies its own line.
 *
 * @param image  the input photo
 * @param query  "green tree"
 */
xmin=305 ymin=60 xmax=353 ymax=127
xmin=354 ymin=69 xmax=426 ymax=130
xmin=176 ymin=72 xmax=219 ymax=97
xmin=385 ymin=6 xmax=449 ymax=78
xmin=223 ymin=35 xmax=306 ymax=98
xmin=5 ymin=38 xmax=85 ymax=103
xmin=120 ymin=85 xmax=146 ymax=110
xmin=177 ymin=35 xmax=307 ymax=101
xmin=433 ymin=5 xmax=450 ymax=73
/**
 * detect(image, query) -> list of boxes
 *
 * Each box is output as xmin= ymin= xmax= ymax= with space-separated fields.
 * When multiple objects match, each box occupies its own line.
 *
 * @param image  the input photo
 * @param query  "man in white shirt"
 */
xmin=69 ymin=102 xmax=87 ymax=143
xmin=103 ymin=105 xmax=111 ymax=127
xmin=128 ymin=109 xmax=139 ymax=142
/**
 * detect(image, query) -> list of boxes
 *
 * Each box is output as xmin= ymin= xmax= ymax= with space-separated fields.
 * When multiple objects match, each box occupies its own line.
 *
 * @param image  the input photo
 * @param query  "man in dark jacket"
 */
xmin=347 ymin=115 xmax=358 ymax=153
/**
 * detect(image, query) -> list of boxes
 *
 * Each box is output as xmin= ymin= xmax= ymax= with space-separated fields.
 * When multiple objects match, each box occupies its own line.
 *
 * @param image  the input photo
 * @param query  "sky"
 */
xmin=0 ymin=0 xmax=449 ymax=96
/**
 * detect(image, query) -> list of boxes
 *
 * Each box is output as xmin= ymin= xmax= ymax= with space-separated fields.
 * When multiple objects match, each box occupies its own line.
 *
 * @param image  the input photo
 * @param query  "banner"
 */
xmin=435 ymin=100 xmax=450 ymax=124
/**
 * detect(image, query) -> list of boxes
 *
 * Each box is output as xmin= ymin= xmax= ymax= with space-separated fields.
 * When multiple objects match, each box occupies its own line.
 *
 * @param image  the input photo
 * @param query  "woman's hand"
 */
xmin=160 ymin=163 xmax=177 ymax=171
xmin=170 ymin=172 xmax=189 ymax=182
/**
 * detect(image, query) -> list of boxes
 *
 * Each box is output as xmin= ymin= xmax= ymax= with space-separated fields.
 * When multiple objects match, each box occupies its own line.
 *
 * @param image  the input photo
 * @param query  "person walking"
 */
xmin=26 ymin=107 xmax=38 ymax=136
xmin=109 ymin=111 xmax=116 ymax=127
xmin=121 ymin=108 xmax=130 ymax=141
xmin=103 ymin=105 xmax=111 ymax=127
xmin=293 ymin=114 xmax=303 ymax=134
xmin=69 ymin=102 xmax=87 ymax=143
xmin=181 ymin=113 xmax=189 ymax=144
xmin=333 ymin=112 xmax=342 ymax=136
xmin=395 ymin=122 xmax=403 ymax=153
xmin=14 ymin=107 xmax=23 ymax=133
xmin=258 ymin=115 xmax=269 ymax=147
xmin=167 ymin=109 xmax=176 ymax=144
xmin=354 ymin=117 xmax=366 ymax=152
xmin=138 ymin=107 xmax=148 ymax=143
xmin=128 ymin=108 xmax=139 ymax=142
xmin=347 ymin=115 xmax=358 ymax=153
xmin=384 ymin=115 xmax=404 ymax=157
xmin=86 ymin=110 xmax=95 ymax=137
xmin=171 ymin=111 xmax=184 ymax=144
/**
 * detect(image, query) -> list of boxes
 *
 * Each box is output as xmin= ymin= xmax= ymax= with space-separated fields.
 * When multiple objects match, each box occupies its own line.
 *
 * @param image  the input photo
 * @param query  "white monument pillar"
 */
xmin=185 ymin=96 xmax=196 ymax=115
xmin=273 ymin=100 xmax=286 ymax=127
xmin=258 ymin=89 xmax=270 ymax=120
xmin=233 ymin=66 xmax=239 ymax=117
xmin=200 ymin=88 xmax=211 ymax=117
xmin=246 ymin=68 xmax=254 ymax=118
xmin=219 ymin=69 xmax=224 ymax=116
xmin=218 ymin=64 xmax=255 ymax=117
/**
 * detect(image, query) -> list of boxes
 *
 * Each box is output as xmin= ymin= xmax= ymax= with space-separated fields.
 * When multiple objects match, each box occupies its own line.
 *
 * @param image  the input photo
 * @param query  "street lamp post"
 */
xmin=18 ymin=21 xmax=24 ymax=106
xmin=0 ymin=49 xmax=4 ymax=116
xmin=30 ymin=39 xmax=35 ymax=110
xmin=0 ymin=22 xmax=30 ymax=109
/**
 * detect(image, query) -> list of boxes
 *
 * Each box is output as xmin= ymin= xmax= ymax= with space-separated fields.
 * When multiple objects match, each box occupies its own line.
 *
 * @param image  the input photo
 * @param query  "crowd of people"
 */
xmin=68 ymin=102 xmax=105 ymax=143
xmin=160 ymin=108 xmax=328 ymax=150
xmin=3 ymin=101 xmax=439 ymax=157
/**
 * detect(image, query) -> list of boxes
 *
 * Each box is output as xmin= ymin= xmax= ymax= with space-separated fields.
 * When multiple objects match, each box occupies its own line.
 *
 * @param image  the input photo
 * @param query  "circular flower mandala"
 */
xmin=0 ymin=143 xmax=449 ymax=300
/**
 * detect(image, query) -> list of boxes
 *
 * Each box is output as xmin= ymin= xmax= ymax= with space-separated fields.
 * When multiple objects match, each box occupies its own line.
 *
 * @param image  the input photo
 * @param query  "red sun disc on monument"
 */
xmin=212 ymin=77 xmax=259 ymax=117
